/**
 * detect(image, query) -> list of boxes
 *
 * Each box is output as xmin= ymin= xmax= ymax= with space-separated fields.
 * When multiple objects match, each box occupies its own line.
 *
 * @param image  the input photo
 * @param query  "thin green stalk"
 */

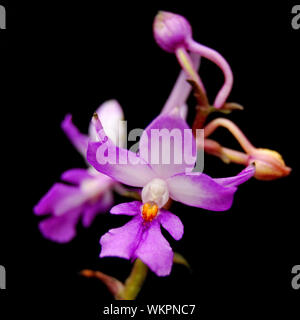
xmin=116 ymin=259 xmax=148 ymax=300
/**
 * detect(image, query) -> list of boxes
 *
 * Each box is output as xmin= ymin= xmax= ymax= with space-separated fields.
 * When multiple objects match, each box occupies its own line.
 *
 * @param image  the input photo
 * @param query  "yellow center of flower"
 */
xmin=142 ymin=202 xmax=159 ymax=223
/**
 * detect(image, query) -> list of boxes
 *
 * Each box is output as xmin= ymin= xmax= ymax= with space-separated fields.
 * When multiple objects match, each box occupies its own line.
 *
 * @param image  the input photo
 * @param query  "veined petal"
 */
xmin=38 ymin=207 xmax=82 ymax=243
xmin=110 ymin=201 xmax=141 ymax=216
xmin=61 ymin=114 xmax=89 ymax=157
xmin=167 ymin=173 xmax=237 ymax=211
xmin=158 ymin=209 xmax=184 ymax=241
xmin=100 ymin=216 xmax=143 ymax=260
xmin=135 ymin=220 xmax=173 ymax=276
xmin=87 ymin=117 xmax=155 ymax=187
xmin=214 ymin=164 xmax=255 ymax=187
xmin=89 ymin=100 xmax=126 ymax=147
xmin=139 ymin=112 xmax=196 ymax=179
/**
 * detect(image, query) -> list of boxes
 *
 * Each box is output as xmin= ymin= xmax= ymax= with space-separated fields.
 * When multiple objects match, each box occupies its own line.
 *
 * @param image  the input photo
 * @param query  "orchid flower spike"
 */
xmin=87 ymin=111 xmax=255 ymax=276
xmin=203 ymin=118 xmax=291 ymax=180
xmin=33 ymin=100 xmax=126 ymax=243
xmin=153 ymin=11 xmax=233 ymax=109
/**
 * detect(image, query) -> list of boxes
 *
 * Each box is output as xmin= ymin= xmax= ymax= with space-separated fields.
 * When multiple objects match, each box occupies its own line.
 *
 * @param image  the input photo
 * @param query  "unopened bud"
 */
xmin=250 ymin=148 xmax=291 ymax=181
xmin=153 ymin=11 xmax=192 ymax=53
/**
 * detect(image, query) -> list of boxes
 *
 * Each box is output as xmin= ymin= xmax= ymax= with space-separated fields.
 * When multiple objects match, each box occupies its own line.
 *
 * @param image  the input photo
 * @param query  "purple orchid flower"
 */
xmin=34 ymin=100 xmax=126 ymax=243
xmin=87 ymin=109 xmax=255 ymax=276
xmin=33 ymin=49 xmax=200 ymax=244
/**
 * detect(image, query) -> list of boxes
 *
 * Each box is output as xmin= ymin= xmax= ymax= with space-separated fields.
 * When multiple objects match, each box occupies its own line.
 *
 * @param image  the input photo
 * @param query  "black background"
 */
xmin=1 ymin=1 xmax=299 ymax=318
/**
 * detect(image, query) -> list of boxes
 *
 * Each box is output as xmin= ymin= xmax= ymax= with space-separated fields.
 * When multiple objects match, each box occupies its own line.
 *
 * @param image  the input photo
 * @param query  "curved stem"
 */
xmin=221 ymin=147 xmax=250 ymax=164
xmin=204 ymin=118 xmax=255 ymax=153
xmin=117 ymin=259 xmax=148 ymax=300
xmin=187 ymin=39 xmax=233 ymax=109
xmin=161 ymin=52 xmax=201 ymax=114
xmin=175 ymin=47 xmax=207 ymax=95
xmin=175 ymin=47 xmax=209 ymax=108
xmin=204 ymin=138 xmax=249 ymax=164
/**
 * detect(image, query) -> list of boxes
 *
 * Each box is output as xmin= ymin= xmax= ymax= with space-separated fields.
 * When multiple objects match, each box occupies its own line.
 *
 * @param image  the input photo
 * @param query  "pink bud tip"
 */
xmin=153 ymin=11 xmax=192 ymax=53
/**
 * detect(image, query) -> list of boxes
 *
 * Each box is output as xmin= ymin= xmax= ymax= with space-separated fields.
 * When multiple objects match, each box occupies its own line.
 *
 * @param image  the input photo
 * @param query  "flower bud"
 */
xmin=204 ymin=118 xmax=291 ymax=181
xmin=249 ymin=148 xmax=291 ymax=181
xmin=80 ymin=269 xmax=124 ymax=298
xmin=153 ymin=11 xmax=192 ymax=53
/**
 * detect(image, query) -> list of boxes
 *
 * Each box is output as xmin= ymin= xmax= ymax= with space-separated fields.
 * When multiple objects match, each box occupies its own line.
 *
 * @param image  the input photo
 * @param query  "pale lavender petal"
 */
xmin=214 ymin=164 xmax=255 ymax=188
xmin=110 ymin=201 xmax=141 ymax=216
xmin=100 ymin=216 xmax=143 ymax=260
xmin=161 ymin=53 xmax=201 ymax=116
xmin=38 ymin=207 xmax=82 ymax=243
xmin=158 ymin=209 xmax=184 ymax=241
xmin=87 ymin=118 xmax=155 ymax=187
xmin=82 ymin=191 xmax=114 ymax=227
xmin=179 ymin=103 xmax=188 ymax=120
xmin=139 ymin=112 xmax=196 ymax=179
xmin=61 ymin=168 xmax=94 ymax=185
xmin=89 ymin=100 xmax=126 ymax=147
xmin=33 ymin=183 xmax=85 ymax=216
xmin=135 ymin=220 xmax=173 ymax=276
xmin=61 ymin=114 xmax=89 ymax=157
xmin=167 ymin=173 xmax=237 ymax=211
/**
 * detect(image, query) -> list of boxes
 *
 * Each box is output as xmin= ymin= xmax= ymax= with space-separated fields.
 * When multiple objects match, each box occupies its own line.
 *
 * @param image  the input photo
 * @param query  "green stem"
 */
xmin=116 ymin=259 xmax=148 ymax=300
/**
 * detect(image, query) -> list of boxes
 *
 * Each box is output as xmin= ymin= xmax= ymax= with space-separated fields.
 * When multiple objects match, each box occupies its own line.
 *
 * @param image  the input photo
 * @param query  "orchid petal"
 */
xmin=38 ymin=207 xmax=82 ymax=243
xmin=158 ymin=209 xmax=184 ymax=240
xmin=139 ymin=112 xmax=196 ymax=179
xmin=179 ymin=103 xmax=188 ymax=120
xmin=214 ymin=164 xmax=255 ymax=187
xmin=61 ymin=168 xmax=94 ymax=185
xmin=34 ymin=183 xmax=86 ymax=216
xmin=167 ymin=173 xmax=238 ymax=211
xmin=110 ymin=201 xmax=141 ymax=216
xmin=161 ymin=52 xmax=201 ymax=116
xmin=61 ymin=114 xmax=89 ymax=157
xmin=89 ymin=100 xmax=126 ymax=147
xmin=135 ymin=220 xmax=173 ymax=276
xmin=87 ymin=117 xmax=156 ymax=187
xmin=82 ymin=190 xmax=113 ymax=227
xmin=100 ymin=216 xmax=143 ymax=260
